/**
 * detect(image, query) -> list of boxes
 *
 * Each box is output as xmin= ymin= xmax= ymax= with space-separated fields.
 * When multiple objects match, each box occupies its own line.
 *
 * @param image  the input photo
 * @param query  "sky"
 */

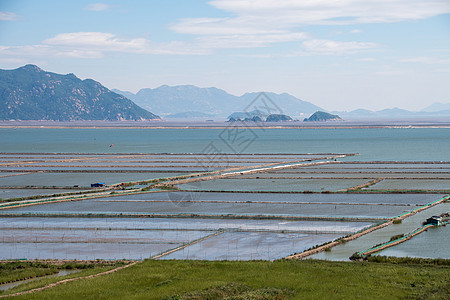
xmin=0 ymin=0 xmax=449 ymax=111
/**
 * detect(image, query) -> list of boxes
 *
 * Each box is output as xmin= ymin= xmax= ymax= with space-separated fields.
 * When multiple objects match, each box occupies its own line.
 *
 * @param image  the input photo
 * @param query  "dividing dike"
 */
xmin=285 ymin=195 xmax=449 ymax=260
xmin=151 ymin=230 xmax=225 ymax=259
xmin=358 ymin=224 xmax=435 ymax=257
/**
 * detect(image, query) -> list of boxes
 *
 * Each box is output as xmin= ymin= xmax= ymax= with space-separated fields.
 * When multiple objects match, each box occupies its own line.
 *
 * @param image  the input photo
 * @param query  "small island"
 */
xmin=227 ymin=112 xmax=293 ymax=122
xmin=304 ymin=111 xmax=342 ymax=122
xmin=266 ymin=114 xmax=293 ymax=122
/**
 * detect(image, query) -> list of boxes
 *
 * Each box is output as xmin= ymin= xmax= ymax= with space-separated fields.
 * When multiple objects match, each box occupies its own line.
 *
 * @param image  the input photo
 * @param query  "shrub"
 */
xmin=349 ymin=252 xmax=363 ymax=261
xmin=367 ymin=256 xmax=450 ymax=265
xmin=389 ymin=234 xmax=404 ymax=241
xmin=336 ymin=238 xmax=347 ymax=244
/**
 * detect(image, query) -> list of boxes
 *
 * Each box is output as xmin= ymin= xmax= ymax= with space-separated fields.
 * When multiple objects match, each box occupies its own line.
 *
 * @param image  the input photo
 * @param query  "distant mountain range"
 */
xmin=0 ymin=65 xmax=160 ymax=121
xmin=112 ymin=87 xmax=323 ymax=118
xmin=333 ymin=107 xmax=450 ymax=119
xmin=422 ymin=102 xmax=450 ymax=112
xmin=1 ymin=64 xmax=449 ymax=122
xmin=114 ymin=87 xmax=450 ymax=120
xmin=165 ymin=111 xmax=215 ymax=119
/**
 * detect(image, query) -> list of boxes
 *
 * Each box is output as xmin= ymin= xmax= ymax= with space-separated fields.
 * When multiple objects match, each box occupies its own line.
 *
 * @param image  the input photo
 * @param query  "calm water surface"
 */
xmin=1 ymin=128 xmax=450 ymax=161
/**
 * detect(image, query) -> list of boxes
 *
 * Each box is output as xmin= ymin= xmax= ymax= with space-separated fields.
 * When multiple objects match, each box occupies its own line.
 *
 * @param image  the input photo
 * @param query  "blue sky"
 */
xmin=1 ymin=0 xmax=449 ymax=111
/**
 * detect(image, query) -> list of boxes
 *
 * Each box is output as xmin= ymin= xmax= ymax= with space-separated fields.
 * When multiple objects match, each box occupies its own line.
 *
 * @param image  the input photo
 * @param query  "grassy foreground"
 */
xmin=3 ymin=259 xmax=449 ymax=299
xmin=0 ymin=261 xmax=128 ymax=284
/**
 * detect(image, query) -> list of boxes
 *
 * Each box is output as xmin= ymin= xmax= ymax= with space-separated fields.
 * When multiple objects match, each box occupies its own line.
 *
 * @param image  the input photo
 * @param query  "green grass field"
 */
xmin=2 ymin=259 xmax=449 ymax=299
xmin=0 ymin=261 xmax=127 ymax=298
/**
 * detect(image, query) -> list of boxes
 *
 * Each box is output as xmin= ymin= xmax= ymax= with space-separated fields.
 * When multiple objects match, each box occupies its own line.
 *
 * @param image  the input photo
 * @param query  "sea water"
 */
xmin=1 ymin=128 xmax=450 ymax=161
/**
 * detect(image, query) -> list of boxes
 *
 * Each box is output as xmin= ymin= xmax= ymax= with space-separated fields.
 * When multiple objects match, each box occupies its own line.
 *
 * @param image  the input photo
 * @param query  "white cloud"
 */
xmin=373 ymin=65 xmax=405 ymax=75
xmin=43 ymin=32 xmax=212 ymax=55
xmin=85 ymin=3 xmax=110 ymax=11
xmin=400 ymin=57 xmax=450 ymax=64
xmin=196 ymin=32 xmax=307 ymax=49
xmin=172 ymin=17 xmax=293 ymax=40
xmin=0 ymin=57 xmax=28 ymax=64
xmin=208 ymin=0 xmax=450 ymax=25
xmin=0 ymin=44 xmax=104 ymax=59
xmin=44 ymin=32 xmax=147 ymax=52
xmin=172 ymin=0 xmax=450 ymax=44
xmin=356 ymin=57 xmax=376 ymax=62
xmin=1 ymin=30 xmax=309 ymax=61
xmin=301 ymin=39 xmax=379 ymax=55
xmin=171 ymin=17 xmax=288 ymax=36
xmin=0 ymin=32 xmax=212 ymax=60
xmin=0 ymin=31 xmax=380 ymax=59
xmin=170 ymin=0 xmax=443 ymax=55
xmin=0 ymin=11 xmax=18 ymax=21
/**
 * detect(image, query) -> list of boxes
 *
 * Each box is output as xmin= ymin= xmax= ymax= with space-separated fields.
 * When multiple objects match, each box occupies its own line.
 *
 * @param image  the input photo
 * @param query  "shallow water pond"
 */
xmin=376 ymin=225 xmax=450 ymax=259
xmin=310 ymin=202 xmax=450 ymax=261
xmin=92 ymin=191 xmax=442 ymax=205
xmin=369 ymin=179 xmax=450 ymax=190
xmin=1 ymin=198 xmax=416 ymax=219
xmin=0 ymin=189 xmax=81 ymax=199
xmin=0 ymin=172 xmax=188 ymax=187
xmin=0 ymin=217 xmax=371 ymax=234
xmin=233 ymin=173 xmax=450 ymax=179
xmin=160 ymin=231 xmax=343 ymax=261
xmin=0 ymin=216 xmax=370 ymax=260
xmin=179 ymin=178 xmax=369 ymax=192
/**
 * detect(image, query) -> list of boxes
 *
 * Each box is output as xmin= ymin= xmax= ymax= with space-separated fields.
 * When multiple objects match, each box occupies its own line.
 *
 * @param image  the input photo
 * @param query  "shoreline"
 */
xmin=1 ymin=118 xmax=450 ymax=129
xmin=1 ymin=125 xmax=450 ymax=129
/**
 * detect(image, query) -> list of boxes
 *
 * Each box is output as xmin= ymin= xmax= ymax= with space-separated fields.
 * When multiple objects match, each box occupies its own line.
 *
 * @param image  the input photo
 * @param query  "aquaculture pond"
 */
xmin=297 ymin=163 xmax=450 ymax=169
xmin=89 ymin=191 xmax=442 ymax=205
xmin=2 ymin=191 xmax=434 ymax=219
xmin=0 ymin=201 xmax=411 ymax=219
xmin=0 ymin=188 xmax=84 ymax=200
xmin=0 ymin=217 xmax=371 ymax=234
xmin=178 ymin=178 xmax=369 ymax=192
xmin=376 ymin=225 xmax=450 ymax=259
xmin=160 ymin=231 xmax=343 ymax=261
xmin=368 ymin=179 xmax=450 ymax=190
xmin=232 ymin=172 xmax=450 ymax=179
xmin=310 ymin=201 xmax=450 ymax=261
xmin=0 ymin=215 xmax=371 ymax=260
xmin=0 ymin=172 xmax=188 ymax=187
xmin=0 ymin=241 xmax=184 ymax=260
xmin=1 ymin=127 xmax=449 ymax=261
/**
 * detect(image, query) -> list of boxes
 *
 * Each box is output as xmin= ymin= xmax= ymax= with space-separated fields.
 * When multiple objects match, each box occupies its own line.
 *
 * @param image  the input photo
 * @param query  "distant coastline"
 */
xmin=1 ymin=119 xmax=450 ymax=129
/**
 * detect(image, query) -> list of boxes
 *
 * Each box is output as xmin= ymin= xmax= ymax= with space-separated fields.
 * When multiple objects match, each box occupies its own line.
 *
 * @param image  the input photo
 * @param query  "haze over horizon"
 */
xmin=1 ymin=0 xmax=449 ymax=111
